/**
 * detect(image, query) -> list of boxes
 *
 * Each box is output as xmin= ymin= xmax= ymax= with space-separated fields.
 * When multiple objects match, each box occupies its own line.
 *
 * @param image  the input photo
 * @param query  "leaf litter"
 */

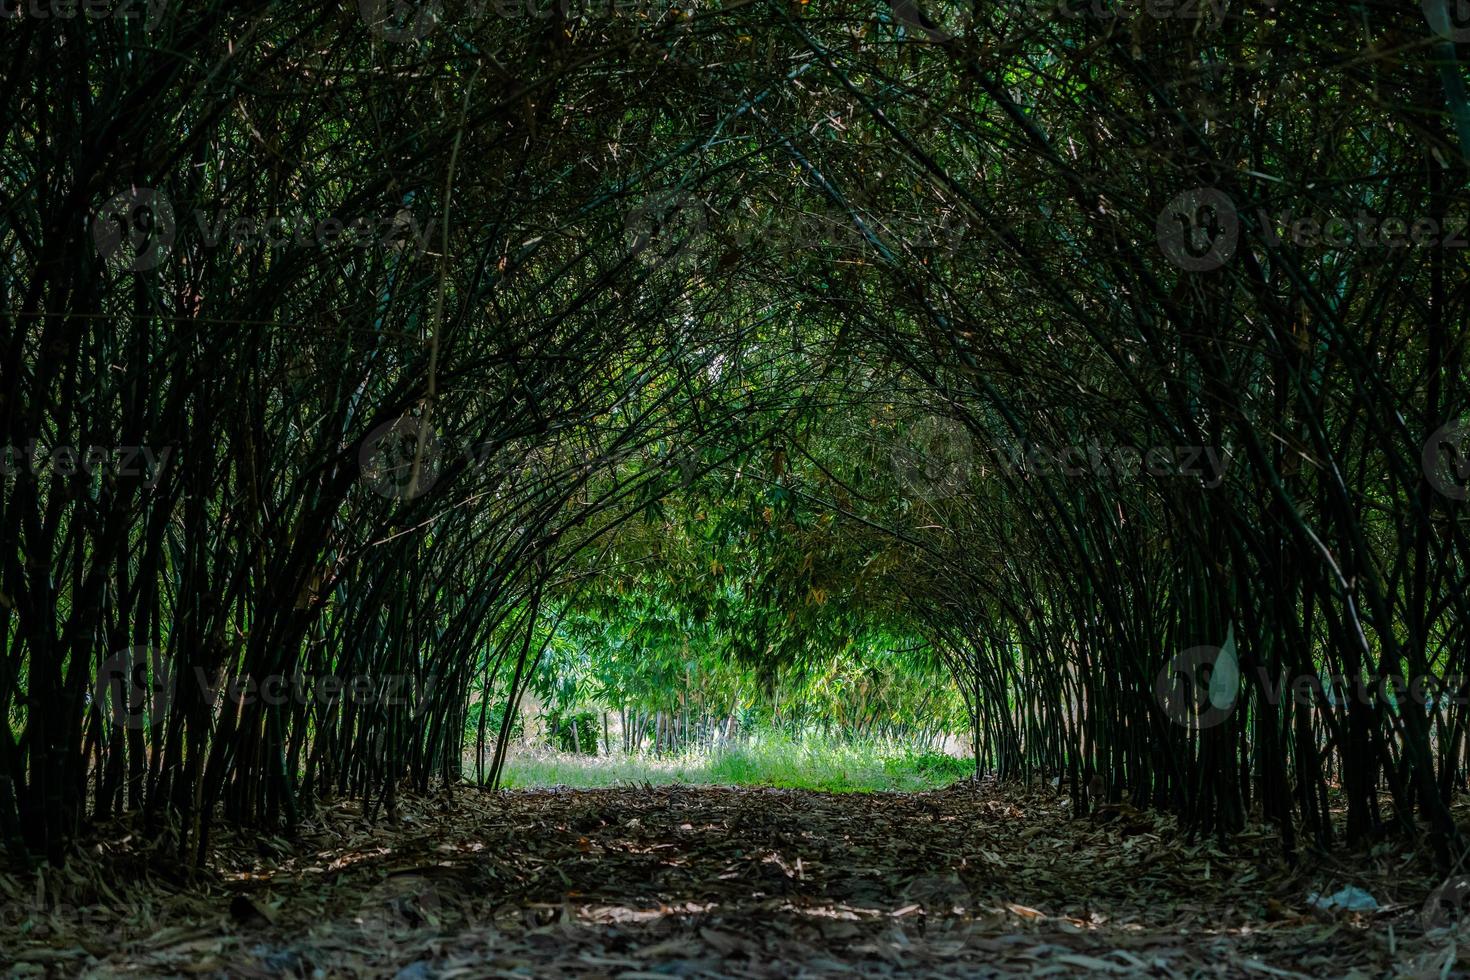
xmin=2 ymin=781 xmax=1465 ymax=977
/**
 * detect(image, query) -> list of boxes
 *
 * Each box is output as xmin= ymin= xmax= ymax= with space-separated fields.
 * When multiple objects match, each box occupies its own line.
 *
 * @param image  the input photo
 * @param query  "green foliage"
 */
xmin=500 ymin=734 xmax=970 ymax=794
xmin=9 ymin=0 xmax=1467 ymax=871
xmin=467 ymin=701 xmax=524 ymax=744
xmin=546 ymin=710 xmax=601 ymax=755
xmin=523 ymin=428 xmax=970 ymax=751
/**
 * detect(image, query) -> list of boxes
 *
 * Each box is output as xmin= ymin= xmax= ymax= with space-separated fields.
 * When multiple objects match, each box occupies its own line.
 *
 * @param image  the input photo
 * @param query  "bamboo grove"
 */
xmin=2 ymin=0 xmax=1468 ymax=868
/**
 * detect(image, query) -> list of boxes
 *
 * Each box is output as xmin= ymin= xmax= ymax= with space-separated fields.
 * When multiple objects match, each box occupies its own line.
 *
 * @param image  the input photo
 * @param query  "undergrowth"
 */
xmin=497 ymin=735 xmax=973 ymax=792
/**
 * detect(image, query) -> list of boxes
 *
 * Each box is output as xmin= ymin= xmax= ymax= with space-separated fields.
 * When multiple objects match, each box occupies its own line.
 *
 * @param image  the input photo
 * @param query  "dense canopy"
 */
xmin=2 ymin=0 xmax=1468 ymax=892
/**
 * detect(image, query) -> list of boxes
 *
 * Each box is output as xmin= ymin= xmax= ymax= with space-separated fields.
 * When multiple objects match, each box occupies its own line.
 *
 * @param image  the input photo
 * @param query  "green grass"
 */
xmin=497 ymin=734 xmax=973 ymax=793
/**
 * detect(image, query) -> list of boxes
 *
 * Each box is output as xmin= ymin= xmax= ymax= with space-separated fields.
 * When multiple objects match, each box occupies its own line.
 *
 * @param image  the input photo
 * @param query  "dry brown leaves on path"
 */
xmin=2 ymin=781 xmax=1465 ymax=978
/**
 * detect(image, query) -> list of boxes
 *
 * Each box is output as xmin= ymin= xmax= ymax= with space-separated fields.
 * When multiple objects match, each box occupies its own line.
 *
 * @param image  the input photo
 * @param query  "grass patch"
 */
xmin=497 ymin=735 xmax=973 ymax=793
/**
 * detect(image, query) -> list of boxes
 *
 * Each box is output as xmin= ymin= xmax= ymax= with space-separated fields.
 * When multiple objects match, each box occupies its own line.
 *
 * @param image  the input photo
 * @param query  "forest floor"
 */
xmin=2 ymin=781 xmax=1466 ymax=978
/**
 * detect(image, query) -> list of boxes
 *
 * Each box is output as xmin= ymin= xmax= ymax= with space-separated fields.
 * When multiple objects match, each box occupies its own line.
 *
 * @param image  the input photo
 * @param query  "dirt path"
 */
xmin=2 ymin=782 xmax=1461 ymax=977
